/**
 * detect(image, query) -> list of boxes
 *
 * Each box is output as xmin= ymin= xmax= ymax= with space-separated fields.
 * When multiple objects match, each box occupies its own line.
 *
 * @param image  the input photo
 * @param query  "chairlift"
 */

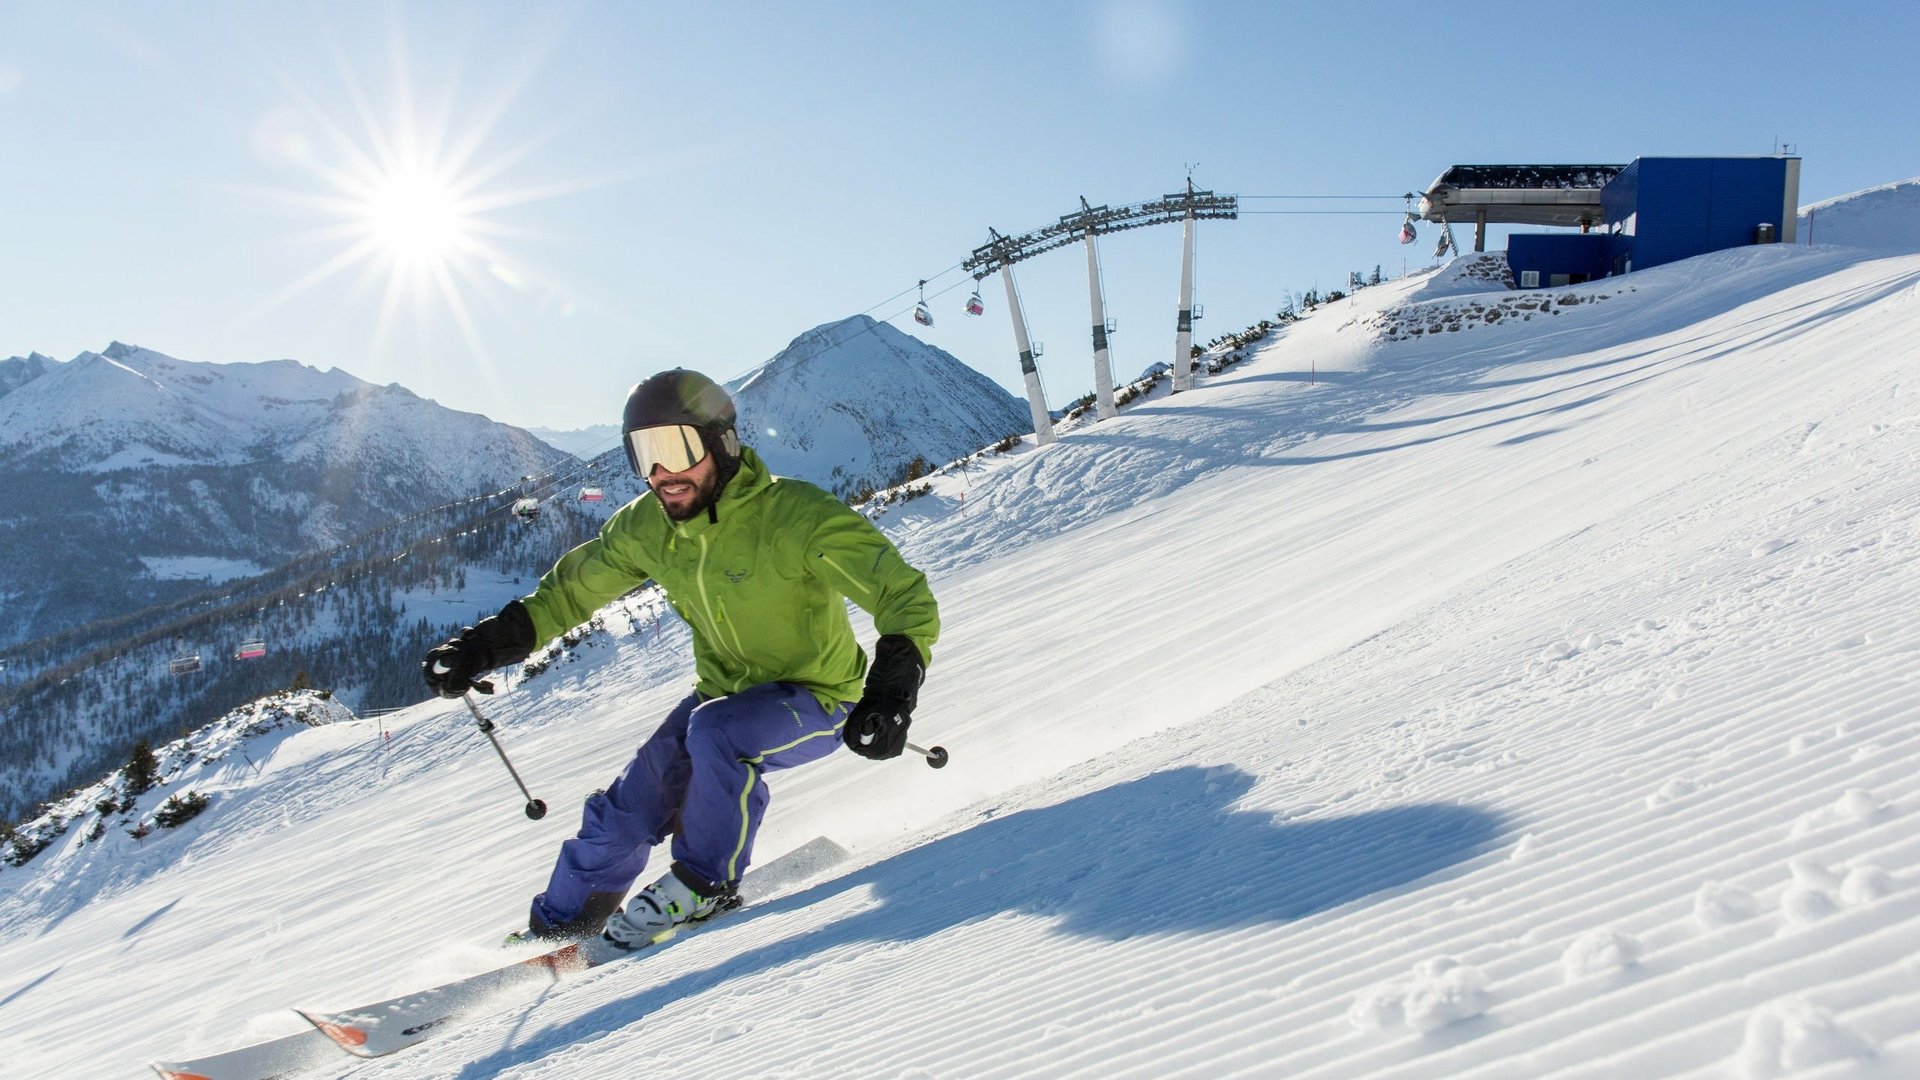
xmin=512 ymin=497 xmax=541 ymax=521
xmin=578 ymin=486 xmax=605 ymax=503
xmin=234 ymin=640 xmax=267 ymax=660
xmin=965 ymin=288 xmax=985 ymax=317
xmin=168 ymin=653 xmax=203 ymax=676
xmin=913 ymin=279 xmax=934 ymax=327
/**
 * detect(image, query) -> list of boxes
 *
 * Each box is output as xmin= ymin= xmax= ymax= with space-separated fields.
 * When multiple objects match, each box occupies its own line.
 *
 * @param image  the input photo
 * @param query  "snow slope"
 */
xmin=3 ymin=204 xmax=1919 ymax=1079
xmin=1799 ymin=176 xmax=1920 ymax=252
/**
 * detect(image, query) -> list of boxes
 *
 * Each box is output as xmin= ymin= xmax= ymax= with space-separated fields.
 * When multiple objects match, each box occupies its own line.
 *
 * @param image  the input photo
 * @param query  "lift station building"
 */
xmin=1418 ymin=156 xmax=1802 ymax=288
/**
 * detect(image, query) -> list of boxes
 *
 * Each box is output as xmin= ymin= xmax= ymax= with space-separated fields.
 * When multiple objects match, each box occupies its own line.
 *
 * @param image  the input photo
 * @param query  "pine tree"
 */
xmin=124 ymin=739 xmax=159 ymax=797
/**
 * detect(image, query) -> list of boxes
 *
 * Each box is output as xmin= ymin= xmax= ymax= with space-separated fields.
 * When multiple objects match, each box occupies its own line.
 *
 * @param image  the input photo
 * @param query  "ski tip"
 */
xmin=295 ymin=1009 xmax=375 ymax=1057
xmin=149 ymin=1066 xmax=214 ymax=1080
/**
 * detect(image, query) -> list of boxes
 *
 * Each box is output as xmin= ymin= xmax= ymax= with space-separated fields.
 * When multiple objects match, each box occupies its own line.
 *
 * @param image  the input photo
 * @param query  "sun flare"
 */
xmin=360 ymin=167 xmax=471 ymax=268
xmin=245 ymin=30 xmax=594 ymax=368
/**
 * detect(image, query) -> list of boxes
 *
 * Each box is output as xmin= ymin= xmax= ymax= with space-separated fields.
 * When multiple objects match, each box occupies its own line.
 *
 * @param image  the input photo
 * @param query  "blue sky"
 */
xmin=2 ymin=1 xmax=1915 ymax=430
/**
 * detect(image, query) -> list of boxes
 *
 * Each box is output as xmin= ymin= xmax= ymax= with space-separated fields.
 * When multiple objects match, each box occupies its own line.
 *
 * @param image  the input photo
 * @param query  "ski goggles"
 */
xmin=625 ymin=424 xmax=710 ymax=477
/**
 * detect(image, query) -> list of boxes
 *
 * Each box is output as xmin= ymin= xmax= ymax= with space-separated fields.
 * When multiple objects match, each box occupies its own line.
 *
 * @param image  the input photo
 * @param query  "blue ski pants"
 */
xmin=530 ymin=682 xmax=849 ymax=927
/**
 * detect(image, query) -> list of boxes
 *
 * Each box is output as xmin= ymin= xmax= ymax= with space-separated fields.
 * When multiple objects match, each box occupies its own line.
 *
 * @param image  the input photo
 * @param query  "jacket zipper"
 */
xmin=695 ymin=531 xmax=750 ymax=668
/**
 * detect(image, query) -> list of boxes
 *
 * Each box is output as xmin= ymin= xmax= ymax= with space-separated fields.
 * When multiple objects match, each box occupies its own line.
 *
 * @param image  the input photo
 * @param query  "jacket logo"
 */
xmin=725 ymin=568 xmax=750 ymax=584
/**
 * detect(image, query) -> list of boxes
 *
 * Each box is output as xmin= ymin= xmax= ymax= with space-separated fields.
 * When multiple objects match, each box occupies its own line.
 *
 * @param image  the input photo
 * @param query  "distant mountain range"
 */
xmin=0 ymin=323 xmax=1029 ymax=822
xmin=0 ymin=342 xmax=571 ymax=647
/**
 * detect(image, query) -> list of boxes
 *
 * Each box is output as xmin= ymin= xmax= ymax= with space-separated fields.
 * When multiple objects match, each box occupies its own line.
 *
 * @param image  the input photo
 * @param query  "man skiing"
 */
xmin=422 ymin=368 xmax=939 ymax=948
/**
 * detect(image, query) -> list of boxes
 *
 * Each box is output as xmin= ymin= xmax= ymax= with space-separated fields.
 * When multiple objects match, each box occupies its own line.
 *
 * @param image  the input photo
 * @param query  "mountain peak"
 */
xmin=724 ymin=315 xmax=1028 ymax=498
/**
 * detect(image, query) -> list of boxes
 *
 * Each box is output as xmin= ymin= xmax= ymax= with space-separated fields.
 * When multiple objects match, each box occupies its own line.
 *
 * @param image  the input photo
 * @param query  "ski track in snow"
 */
xmin=4 ymin=237 xmax=1920 ymax=1078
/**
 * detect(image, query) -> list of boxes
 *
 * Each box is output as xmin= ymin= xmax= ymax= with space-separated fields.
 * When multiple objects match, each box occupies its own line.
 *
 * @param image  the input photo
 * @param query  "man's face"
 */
xmin=650 ymin=451 xmax=722 ymax=521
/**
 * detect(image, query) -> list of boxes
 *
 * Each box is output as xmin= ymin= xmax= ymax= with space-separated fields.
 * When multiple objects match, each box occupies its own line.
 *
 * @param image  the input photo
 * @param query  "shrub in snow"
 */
xmin=153 ymin=790 xmax=210 ymax=829
xmin=1736 ymin=998 xmax=1875 ymax=1077
xmin=1347 ymin=956 xmax=1490 ymax=1033
xmin=4 ymin=827 xmax=49 ymax=867
xmin=522 ymin=615 xmax=609 ymax=683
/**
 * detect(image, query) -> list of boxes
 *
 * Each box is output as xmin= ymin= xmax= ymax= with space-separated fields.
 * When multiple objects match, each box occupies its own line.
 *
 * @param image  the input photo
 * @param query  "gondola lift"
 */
xmin=234 ymin=640 xmax=267 ymax=660
xmin=964 ymin=287 xmax=985 ymax=317
xmin=168 ymin=653 xmax=203 ymax=676
xmin=512 ymin=497 xmax=541 ymax=521
xmin=1399 ymin=213 xmax=1418 ymax=245
xmin=913 ymin=279 xmax=934 ymax=327
xmin=578 ymin=486 xmax=605 ymax=503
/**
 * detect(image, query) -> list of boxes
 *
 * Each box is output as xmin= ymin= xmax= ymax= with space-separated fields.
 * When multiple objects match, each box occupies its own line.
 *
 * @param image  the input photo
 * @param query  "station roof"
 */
xmin=1418 ymin=164 xmax=1626 ymax=227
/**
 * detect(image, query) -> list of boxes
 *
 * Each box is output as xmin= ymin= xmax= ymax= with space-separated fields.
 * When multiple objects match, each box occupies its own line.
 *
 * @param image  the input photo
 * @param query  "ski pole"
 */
xmin=905 ymin=741 xmax=949 ymax=769
xmin=461 ymin=691 xmax=549 ymax=819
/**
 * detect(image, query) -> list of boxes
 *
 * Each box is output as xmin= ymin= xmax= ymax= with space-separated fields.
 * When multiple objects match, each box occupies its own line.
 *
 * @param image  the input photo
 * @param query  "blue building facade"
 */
xmin=1507 ymin=156 xmax=1800 ymax=287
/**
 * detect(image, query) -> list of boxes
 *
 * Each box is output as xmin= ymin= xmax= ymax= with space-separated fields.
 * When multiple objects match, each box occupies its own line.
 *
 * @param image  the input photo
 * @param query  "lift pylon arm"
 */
xmin=964 ymin=188 xmax=1237 ymax=279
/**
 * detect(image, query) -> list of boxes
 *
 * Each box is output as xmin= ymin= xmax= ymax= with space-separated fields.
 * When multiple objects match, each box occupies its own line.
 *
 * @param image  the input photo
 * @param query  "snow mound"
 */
xmin=1560 ymin=928 xmax=1643 ymax=981
xmin=1347 ymin=956 xmax=1491 ymax=1033
xmin=1737 ymin=998 xmax=1876 ymax=1077
xmin=1799 ymin=176 xmax=1920 ymax=252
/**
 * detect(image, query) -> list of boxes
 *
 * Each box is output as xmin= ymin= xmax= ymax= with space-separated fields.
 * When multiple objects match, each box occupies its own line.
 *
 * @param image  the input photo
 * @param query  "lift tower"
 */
xmin=964 ymin=184 xmax=1236 ymax=440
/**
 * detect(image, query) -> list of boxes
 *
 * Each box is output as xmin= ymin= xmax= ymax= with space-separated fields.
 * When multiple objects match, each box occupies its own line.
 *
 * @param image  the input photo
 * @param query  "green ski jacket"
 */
xmin=519 ymin=447 xmax=939 ymax=710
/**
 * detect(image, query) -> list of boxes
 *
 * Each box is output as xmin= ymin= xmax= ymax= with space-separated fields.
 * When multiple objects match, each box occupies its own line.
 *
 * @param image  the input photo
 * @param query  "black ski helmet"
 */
xmin=621 ymin=368 xmax=742 ymax=484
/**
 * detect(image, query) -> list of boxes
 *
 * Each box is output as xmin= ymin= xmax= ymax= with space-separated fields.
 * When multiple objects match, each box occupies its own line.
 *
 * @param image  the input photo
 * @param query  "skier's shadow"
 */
xmin=457 ymin=765 xmax=1503 ymax=1075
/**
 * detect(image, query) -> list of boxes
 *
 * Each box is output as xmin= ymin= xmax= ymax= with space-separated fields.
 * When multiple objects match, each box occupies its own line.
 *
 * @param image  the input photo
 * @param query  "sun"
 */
xmin=359 ymin=167 xmax=472 ymax=270
xmin=242 ymin=30 xmax=594 ymax=369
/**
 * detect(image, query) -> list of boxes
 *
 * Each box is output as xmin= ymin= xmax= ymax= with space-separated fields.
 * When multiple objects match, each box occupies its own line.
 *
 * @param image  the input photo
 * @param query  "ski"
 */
xmin=149 ymin=1028 xmax=344 ymax=1080
xmin=298 ymin=926 xmax=646 ymax=1057
xmin=151 ymin=835 xmax=847 ymax=1076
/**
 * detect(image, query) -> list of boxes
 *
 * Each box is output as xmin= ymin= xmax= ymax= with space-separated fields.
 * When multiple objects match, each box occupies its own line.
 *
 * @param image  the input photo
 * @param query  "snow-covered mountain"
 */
xmin=0 ymin=351 xmax=58 ymax=397
xmin=525 ymin=423 xmax=621 ymax=459
xmin=0 ymin=343 xmax=571 ymax=645
xmin=727 ymin=315 xmax=1030 ymax=498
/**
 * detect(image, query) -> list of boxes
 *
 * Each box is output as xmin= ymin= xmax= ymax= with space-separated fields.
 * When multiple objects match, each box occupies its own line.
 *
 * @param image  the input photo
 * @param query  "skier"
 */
xmin=422 ymin=369 xmax=939 ymax=948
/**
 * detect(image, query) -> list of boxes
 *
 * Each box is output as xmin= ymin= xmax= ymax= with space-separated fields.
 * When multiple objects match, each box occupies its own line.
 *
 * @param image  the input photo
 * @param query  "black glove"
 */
xmin=842 ymin=634 xmax=925 ymax=760
xmin=422 ymin=601 xmax=537 ymax=698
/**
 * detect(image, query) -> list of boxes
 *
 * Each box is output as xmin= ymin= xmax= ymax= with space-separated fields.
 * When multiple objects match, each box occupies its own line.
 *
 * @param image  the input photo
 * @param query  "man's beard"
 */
xmin=658 ymin=469 xmax=723 ymax=521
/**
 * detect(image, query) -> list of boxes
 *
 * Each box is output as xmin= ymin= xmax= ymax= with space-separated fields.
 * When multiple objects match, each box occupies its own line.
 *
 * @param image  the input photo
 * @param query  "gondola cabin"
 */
xmin=913 ymin=302 xmax=934 ymax=327
xmin=965 ymin=290 xmax=985 ymax=316
xmin=578 ymin=487 xmax=605 ymax=503
xmin=512 ymin=497 xmax=541 ymax=521
xmin=168 ymin=654 xmax=203 ymax=676
xmin=234 ymin=641 xmax=267 ymax=660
